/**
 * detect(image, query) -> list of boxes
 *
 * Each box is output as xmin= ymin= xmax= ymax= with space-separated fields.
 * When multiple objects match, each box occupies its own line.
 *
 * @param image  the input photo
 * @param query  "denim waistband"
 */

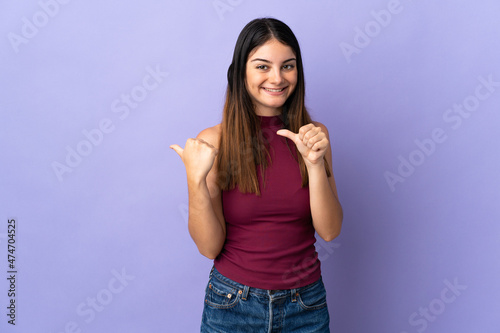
xmin=209 ymin=266 xmax=321 ymax=301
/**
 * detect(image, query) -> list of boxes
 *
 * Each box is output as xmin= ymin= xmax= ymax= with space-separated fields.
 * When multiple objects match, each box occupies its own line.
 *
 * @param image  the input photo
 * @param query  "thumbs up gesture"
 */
xmin=277 ymin=123 xmax=329 ymax=167
xmin=170 ymin=138 xmax=218 ymax=182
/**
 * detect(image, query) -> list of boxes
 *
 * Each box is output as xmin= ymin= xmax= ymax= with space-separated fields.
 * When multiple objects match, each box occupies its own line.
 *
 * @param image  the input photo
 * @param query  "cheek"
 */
xmin=288 ymin=75 xmax=298 ymax=90
xmin=245 ymin=78 xmax=259 ymax=98
xmin=286 ymin=72 xmax=298 ymax=85
xmin=245 ymin=74 xmax=254 ymax=86
xmin=245 ymin=77 xmax=256 ymax=94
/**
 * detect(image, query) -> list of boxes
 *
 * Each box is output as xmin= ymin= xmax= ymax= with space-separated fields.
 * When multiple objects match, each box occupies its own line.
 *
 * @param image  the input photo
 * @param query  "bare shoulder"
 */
xmin=196 ymin=124 xmax=222 ymax=148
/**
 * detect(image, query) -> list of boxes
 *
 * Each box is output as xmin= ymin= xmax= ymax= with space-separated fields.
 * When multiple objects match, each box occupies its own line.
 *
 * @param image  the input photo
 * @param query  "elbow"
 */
xmin=321 ymin=230 xmax=340 ymax=243
xmin=319 ymin=217 xmax=343 ymax=242
xmin=202 ymin=251 xmax=219 ymax=260
xmin=193 ymin=234 xmax=225 ymax=260
xmin=188 ymin=224 xmax=225 ymax=260
xmin=198 ymin=245 xmax=222 ymax=260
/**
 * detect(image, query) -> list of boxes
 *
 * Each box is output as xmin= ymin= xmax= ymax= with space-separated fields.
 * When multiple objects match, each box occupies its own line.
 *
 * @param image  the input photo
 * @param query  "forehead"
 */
xmin=247 ymin=39 xmax=296 ymax=61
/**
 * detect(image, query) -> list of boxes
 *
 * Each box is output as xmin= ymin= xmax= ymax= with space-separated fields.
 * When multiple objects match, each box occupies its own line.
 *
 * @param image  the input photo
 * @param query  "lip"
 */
xmin=261 ymin=86 xmax=288 ymax=96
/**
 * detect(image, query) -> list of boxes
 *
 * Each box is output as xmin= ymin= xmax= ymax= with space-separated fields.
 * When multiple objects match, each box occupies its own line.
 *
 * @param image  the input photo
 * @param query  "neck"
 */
xmin=254 ymin=106 xmax=282 ymax=117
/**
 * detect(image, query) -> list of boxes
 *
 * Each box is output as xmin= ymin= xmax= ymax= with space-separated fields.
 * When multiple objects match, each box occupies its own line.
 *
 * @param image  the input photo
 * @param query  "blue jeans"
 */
xmin=201 ymin=266 xmax=330 ymax=333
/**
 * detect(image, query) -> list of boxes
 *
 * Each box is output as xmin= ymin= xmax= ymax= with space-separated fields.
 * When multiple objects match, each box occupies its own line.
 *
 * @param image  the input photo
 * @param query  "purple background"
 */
xmin=1 ymin=1 xmax=499 ymax=332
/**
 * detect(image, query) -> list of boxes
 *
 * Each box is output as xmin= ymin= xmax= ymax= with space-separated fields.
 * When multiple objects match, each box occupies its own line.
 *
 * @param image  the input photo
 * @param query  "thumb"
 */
xmin=276 ymin=129 xmax=297 ymax=141
xmin=169 ymin=144 xmax=183 ymax=157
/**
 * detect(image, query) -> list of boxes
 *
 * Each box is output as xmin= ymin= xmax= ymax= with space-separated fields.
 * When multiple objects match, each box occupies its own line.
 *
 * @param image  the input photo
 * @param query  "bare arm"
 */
xmin=277 ymin=122 xmax=343 ymax=242
xmin=170 ymin=125 xmax=226 ymax=259
xmin=306 ymin=122 xmax=343 ymax=241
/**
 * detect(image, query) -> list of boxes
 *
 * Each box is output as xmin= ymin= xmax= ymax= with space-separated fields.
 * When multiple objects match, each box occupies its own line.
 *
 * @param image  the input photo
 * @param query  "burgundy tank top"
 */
xmin=214 ymin=115 xmax=321 ymax=290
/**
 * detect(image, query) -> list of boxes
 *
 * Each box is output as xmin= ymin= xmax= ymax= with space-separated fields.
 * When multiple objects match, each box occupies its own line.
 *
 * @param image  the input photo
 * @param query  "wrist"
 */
xmin=305 ymin=159 xmax=325 ymax=174
xmin=187 ymin=176 xmax=207 ymax=189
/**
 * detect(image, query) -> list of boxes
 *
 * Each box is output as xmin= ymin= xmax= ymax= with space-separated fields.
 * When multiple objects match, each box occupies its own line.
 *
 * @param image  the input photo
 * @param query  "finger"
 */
xmin=310 ymin=140 xmax=327 ymax=152
xmin=298 ymin=124 xmax=317 ymax=141
xmin=302 ymin=127 xmax=322 ymax=147
xmin=169 ymin=144 xmax=183 ymax=157
xmin=211 ymin=147 xmax=219 ymax=156
xmin=190 ymin=138 xmax=218 ymax=152
xmin=276 ymin=129 xmax=297 ymax=141
xmin=195 ymin=138 xmax=210 ymax=146
xmin=298 ymin=124 xmax=316 ymax=136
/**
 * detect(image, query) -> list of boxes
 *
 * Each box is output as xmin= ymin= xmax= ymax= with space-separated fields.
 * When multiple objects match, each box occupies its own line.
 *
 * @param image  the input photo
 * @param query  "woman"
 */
xmin=171 ymin=17 xmax=342 ymax=332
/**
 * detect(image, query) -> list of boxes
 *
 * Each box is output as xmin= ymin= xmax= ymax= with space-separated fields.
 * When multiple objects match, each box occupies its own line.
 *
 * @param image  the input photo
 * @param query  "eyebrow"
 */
xmin=250 ymin=57 xmax=296 ymax=64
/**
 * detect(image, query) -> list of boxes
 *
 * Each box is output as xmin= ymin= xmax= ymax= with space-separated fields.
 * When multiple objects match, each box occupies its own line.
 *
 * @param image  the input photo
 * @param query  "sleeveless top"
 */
xmin=214 ymin=114 xmax=321 ymax=290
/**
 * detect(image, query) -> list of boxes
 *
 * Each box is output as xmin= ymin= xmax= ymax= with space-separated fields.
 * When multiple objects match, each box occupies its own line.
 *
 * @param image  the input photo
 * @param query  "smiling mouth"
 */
xmin=263 ymin=87 xmax=286 ymax=92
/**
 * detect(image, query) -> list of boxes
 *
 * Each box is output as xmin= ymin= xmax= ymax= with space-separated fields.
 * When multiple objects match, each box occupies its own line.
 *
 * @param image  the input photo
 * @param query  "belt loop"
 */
xmin=241 ymin=285 xmax=250 ymax=301
xmin=291 ymin=288 xmax=297 ymax=302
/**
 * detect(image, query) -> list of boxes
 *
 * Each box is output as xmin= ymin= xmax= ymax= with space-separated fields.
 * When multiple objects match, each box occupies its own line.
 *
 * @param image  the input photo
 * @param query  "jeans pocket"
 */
xmin=204 ymin=276 xmax=241 ymax=309
xmin=297 ymin=279 xmax=327 ymax=310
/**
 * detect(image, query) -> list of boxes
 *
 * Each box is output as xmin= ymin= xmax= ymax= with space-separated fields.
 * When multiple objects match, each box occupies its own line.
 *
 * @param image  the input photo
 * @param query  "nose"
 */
xmin=268 ymin=68 xmax=284 ymax=85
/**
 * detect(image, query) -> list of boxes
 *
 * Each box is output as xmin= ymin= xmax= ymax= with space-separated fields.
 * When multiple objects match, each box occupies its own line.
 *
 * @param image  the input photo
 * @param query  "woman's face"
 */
xmin=245 ymin=39 xmax=297 ymax=116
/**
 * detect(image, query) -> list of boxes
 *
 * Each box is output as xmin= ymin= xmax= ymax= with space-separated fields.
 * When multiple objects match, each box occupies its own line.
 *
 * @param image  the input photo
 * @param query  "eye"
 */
xmin=282 ymin=64 xmax=295 ymax=70
xmin=256 ymin=65 xmax=268 ymax=70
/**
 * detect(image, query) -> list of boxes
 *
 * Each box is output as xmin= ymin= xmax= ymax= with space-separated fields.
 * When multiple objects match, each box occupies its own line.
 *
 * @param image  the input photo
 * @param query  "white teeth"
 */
xmin=264 ymin=88 xmax=284 ymax=92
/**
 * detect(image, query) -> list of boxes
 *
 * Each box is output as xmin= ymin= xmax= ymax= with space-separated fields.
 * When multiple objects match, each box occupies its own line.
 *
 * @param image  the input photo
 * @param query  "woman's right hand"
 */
xmin=170 ymin=138 xmax=218 ymax=182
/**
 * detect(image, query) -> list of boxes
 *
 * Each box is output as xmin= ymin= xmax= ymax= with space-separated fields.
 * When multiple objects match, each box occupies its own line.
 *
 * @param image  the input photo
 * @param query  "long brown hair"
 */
xmin=216 ymin=18 xmax=331 ymax=195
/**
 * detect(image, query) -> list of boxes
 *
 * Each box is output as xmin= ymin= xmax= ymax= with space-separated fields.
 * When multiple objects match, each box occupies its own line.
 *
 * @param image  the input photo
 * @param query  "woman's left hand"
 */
xmin=277 ymin=123 xmax=329 ymax=167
